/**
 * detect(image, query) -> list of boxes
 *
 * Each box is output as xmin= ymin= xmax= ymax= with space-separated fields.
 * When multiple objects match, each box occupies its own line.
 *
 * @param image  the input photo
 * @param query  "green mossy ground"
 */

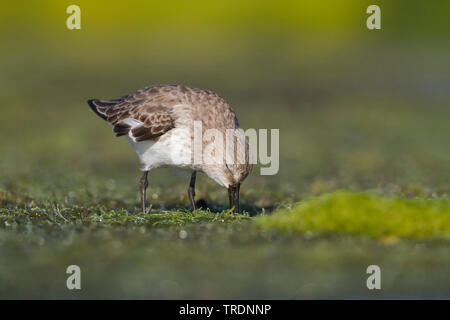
xmin=256 ymin=191 xmax=450 ymax=240
xmin=1 ymin=190 xmax=449 ymax=298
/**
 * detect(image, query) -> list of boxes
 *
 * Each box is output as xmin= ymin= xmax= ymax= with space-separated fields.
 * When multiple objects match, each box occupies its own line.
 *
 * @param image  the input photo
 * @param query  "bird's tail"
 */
xmin=87 ymin=98 xmax=123 ymax=121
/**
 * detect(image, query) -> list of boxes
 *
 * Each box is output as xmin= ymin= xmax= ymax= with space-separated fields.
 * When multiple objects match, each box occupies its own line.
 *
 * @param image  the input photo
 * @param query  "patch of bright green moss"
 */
xmin=256 ymin=191 xmax=450 ymax=240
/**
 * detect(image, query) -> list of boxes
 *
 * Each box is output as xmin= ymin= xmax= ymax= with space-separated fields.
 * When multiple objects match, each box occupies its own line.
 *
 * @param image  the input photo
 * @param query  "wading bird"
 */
xmin=88 ymin=85 xmax=252 ymax=213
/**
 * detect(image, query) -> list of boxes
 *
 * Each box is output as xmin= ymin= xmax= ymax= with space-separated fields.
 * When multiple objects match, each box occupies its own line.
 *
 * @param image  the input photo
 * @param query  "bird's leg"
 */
xmin=228 ymin=183 xmax=240 ymax=213
xmin=228 ymin=187 xmax=233 ymax=210
xmin=139 ymin=171 xmax=149 ymax=213
xmin=188 ymin=171 xmax=197 ymax=211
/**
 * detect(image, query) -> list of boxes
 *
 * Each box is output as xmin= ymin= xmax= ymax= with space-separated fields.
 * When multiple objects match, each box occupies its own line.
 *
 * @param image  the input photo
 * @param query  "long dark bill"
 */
xmin=228 ymin=183 xmax=240 ymax=213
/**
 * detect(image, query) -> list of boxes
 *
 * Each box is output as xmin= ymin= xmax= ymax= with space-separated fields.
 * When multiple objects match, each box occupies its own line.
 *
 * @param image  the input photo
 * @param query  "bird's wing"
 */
xmin=88 ymin=86 xmax=180 ymax=142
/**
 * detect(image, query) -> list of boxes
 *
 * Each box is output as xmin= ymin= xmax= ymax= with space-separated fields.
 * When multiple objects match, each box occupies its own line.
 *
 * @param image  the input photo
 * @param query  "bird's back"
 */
xmin=88 ymin=85 xmax=239 ymax=141
xmin=171 ymin=85 xmax=239 ymax=130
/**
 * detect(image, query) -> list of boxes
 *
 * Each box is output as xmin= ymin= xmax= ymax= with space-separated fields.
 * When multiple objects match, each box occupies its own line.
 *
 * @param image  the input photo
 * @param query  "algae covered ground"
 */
xmin=257 ymin=192 xmax=450 ymax=240
xmin=0 ymin=192 xmax=450 ymax=299
xmin=1 ymin=1 xmax=450 ymax=299
xmin=1 ymin=189 xmax=450 ymax=298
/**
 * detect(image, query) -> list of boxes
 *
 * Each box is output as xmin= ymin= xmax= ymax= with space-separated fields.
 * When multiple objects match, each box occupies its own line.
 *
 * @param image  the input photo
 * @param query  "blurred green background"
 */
xmin=0 ymin=1 xmax=449 ymax=298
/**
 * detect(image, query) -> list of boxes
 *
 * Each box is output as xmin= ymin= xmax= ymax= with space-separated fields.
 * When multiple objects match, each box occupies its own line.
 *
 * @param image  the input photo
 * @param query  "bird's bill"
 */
xmin=228 ymin=183 xmax=240 ymax=213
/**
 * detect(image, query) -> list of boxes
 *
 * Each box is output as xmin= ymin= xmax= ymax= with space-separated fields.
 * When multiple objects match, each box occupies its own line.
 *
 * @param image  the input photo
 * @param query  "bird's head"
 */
xmin=224 ymin=157 xmax=252 ymax=213
xmin=202 ymin=131 xmax=252 ymax=213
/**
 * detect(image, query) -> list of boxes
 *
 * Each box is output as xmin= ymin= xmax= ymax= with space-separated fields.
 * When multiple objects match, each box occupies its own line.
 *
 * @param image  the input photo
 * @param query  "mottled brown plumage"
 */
xmin=88 ymin=84 xmax=237 ymax=141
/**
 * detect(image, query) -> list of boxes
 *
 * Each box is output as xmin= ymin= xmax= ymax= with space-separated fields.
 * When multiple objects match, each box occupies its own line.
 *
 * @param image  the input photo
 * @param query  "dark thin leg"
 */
xmin=228 ymin=183 xmax=240 ymax=213
xmin=140 ymin=171 xmax=149 ymax=213
xmin=188 ymin=171 xmax=197 ymax=211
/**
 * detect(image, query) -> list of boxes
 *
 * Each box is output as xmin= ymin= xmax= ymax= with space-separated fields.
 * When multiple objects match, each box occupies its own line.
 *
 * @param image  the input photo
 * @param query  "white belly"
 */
xmin=126 ymin=128 xmax=193 ymax=171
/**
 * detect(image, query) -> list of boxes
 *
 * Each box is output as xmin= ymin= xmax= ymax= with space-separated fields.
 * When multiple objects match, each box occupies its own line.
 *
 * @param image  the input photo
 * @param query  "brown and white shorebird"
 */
xmin=88 ymin=85 xmax=252 ymax=213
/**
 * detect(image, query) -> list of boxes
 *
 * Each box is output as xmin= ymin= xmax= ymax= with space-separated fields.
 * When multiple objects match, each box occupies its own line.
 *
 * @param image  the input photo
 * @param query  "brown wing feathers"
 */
xmin=112 ymin=123 xmax=130 ymax=137
xmin=131 ymin=112 xmax=174 ymax=141
xmin=87 ymin=87 xmax=176 ymax=141
xmin=88 ymin=99 xmax=109 ymax=120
